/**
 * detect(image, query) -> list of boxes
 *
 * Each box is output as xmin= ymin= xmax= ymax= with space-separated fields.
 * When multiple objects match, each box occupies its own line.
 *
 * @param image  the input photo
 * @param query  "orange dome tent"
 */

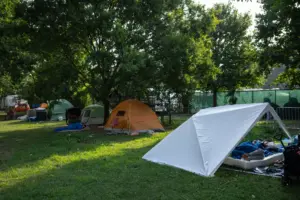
xmin=104 ymin=99 xmax=164 ymax=135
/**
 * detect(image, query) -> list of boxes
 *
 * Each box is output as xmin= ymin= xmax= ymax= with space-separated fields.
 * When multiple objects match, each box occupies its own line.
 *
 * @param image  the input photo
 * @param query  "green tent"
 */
xmin=48 ymin=99 xmax=73 ymax=121
xmin=81 ymin=104 xmax=105 ymax=125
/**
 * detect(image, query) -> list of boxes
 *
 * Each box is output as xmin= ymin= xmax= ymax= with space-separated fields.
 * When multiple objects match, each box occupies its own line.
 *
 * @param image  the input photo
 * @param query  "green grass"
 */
xmin=0 ymin=111 xmax=6 ymax=121
xmin=0 ymin=120 xmax=299 ymax=200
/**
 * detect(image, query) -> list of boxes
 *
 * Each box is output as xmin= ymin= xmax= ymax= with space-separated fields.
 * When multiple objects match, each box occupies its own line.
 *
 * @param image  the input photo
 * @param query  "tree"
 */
xmin=256 ymin=0 xmax=300 ymax=88
xmin=208 ymin=3 xmax=263 ymax=106
xmin=150 ymin=3 xmax=218 ymax=116
xmin=18 ymin=0 xmax=187 ymax=122
xmin=0 ymin=74 xmax=19 ymax=97
xmin=18 ymin=52 xmax=88 ymax=106
xmin=0 ymin=0 xmax=35 ymax=80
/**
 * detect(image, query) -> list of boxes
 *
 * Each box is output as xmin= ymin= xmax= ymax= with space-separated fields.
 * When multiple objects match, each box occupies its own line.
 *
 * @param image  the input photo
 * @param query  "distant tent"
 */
xmin=104 ymin=99 xmax=164 ymax=134
xmin=48 ymin=99 xmax=73 ymax=121
xmin=143 ymin=103 xmax=291 ymax=177
xmin=0 ymin=95 xmax=18 ymax=109
xmin=81 ymin=104 xmax=105 ymax=125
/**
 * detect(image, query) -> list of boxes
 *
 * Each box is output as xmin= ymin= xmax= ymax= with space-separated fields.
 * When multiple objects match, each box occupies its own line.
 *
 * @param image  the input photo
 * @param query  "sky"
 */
xmin=194 ymin=0 xmax=263 ymax=29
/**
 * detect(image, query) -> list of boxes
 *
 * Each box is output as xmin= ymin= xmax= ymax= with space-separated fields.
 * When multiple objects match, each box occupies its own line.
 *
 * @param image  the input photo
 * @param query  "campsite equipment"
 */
xmin=66 ymin=107 xmax=81 ymax=124
xmin=0 ymin=95 xmax=18 ymax=110
xmin=27 ymin=109 xmax=36 ymax=118
xmin=81 ymin=104 xmax=105 ymax=125
xmin=31 ymin=104 xmax=40 ymax=109
xmin=26 ymin=108 xmax=47 ymax=121
xmin=276 ymin=134 xmax=300 ymax=186
xmin=104 ymin=99 xmax=164 ymax=135
xmin=40 ymin=103 xmax=48 ymax=108
xmin=27 ymin=109 xmax=36 ymax=121
xmin=36 ymin=108 xmax=47 ymax=121
xmin=54 ymin=122 xmax=85 ymax=132
xmin=48 ymin=99 xmax=73 ymax=121
xmin=143 ymin=103 xmax=291 ymax=177
xmin=14 ymin=103 xmax=30 ymax=112
xmin=13 ymin=102 xmax=30 ymax=119
xmin=6 ymin=107 xmax=15 ymax=120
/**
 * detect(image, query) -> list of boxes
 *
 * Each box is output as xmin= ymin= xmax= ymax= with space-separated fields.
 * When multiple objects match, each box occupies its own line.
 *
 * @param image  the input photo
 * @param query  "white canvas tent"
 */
xmin=143 ymin=103 xmax=291 ymax=177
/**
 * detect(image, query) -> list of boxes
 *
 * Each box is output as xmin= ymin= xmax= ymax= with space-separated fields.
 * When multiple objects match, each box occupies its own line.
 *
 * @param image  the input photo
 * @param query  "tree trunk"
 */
xmin=103 ymin=99 xmax=110 ymax=125
xmin=161 ymin=113 xmax=165 ymax=125
xmin=168 ymin=94 xmax=172 ymax=125
xmin=228 ymin=89 xmax=237 ymax=105
xmin=181 ymin=93 xmax=190 ymax=114
xmin=213 ymin=89 xmax=218 ymax=107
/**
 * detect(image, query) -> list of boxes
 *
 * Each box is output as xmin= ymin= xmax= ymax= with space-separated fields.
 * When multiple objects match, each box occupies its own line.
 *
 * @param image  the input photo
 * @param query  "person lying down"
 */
xmin=231 ymin=140 xmax=283 ymax=161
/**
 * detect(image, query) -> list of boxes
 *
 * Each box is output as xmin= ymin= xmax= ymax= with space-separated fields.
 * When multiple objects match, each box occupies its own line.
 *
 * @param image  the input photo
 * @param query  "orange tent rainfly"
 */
xmin=104 ymin=99 xmax=164 ymax=135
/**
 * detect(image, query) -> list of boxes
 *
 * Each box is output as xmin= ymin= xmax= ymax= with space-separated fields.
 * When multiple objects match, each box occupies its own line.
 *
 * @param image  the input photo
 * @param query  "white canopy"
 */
xmin=143 ymin=103 xmax=291 ymax=177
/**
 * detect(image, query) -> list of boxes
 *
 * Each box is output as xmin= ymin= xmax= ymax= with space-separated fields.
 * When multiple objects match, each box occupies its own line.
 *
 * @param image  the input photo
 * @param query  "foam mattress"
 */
xmin=223 ymin=153 xmax=284 ymax=170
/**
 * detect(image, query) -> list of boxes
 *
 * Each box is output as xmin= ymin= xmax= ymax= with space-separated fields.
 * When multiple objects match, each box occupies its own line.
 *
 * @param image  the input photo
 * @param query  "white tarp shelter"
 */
xmin=143 ymin=103 xmax=291 ymax=177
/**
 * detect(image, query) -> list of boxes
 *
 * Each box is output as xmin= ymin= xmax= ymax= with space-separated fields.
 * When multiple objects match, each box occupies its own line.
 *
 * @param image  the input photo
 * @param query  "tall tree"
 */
xmin=151 ymin=3 xmax=218 ymax=114
xmin=208 ymin=3 xmax=262 ymax=106
xmin=18 ymin=0 xmax=187 ymax=122
xmin=256 ymin=0 xmax=300 ymax=88
xmin=0 ymin=74 xmax=19 ymax=97
xmin=0 ymin=0 xmax=34 ymax=80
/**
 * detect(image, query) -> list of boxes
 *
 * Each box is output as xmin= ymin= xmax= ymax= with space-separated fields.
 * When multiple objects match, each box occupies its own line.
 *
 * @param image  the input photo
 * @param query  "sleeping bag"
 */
xmin=54 ymin=122 xmax=84 ymax=132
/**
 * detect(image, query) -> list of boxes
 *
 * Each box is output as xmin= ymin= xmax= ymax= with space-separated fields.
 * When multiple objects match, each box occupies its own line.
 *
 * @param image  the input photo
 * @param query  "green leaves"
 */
xmin=256 ymin=0 xmax=300 ymax=88
xmin=208 ymin=3 xmax=262 ymax=92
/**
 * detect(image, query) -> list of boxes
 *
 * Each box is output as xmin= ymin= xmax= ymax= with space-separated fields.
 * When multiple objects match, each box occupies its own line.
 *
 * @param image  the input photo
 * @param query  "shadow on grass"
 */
xmin=1 ymin=144 xmax=299 ymax=200
xmin=1 ymin=120 xmax=61 ymax=125
xmin=0 ymin=122 xmax=155 ymax=173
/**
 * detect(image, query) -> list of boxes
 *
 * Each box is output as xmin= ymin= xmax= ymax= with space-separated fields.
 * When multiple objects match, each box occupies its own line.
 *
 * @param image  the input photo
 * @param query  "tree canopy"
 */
xmin=0 ymin=0 xmax=269 ymax=120
xmin=208 ymin=3 xmax=262 ymax=106
xmin=256 ymin=0 xmax=300 ymax=88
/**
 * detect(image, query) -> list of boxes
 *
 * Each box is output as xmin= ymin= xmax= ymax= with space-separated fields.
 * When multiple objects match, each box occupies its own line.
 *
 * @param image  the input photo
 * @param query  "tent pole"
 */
xmin=268 ymin=106 xmax=292 ymax=139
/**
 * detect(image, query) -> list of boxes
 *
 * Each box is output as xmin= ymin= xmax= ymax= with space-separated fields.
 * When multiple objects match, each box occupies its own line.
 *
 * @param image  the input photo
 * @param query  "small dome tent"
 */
xmin=48 ymin=99 xmax=73 ymax=121
xmin=81 ymin=104 xmax=105 ymax=125
xmin=104 ymin=99 xmax=164 ymax=135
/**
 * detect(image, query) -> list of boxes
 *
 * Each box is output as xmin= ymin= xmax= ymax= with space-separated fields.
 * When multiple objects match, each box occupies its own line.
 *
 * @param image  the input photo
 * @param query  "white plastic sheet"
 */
xmin=143 ymin=103 xmax=290 ymax=177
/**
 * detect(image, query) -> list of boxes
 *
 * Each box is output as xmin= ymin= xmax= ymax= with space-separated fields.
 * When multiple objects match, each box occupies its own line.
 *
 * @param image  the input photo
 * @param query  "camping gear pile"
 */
xmin=230 ymin=140 xmax=284 ymax=161
xmin=27 ymin=107 xmax=48 ymax=122
xmin=11 ymin=101 xmax=30 ymax=119
xmin=17 ymin=104 xmax=48 ymax=122
xmin=66 ymin=107 xmax=81 ymax=124
xmin=223 ymin=161 xmax=285 ymax=178
xmin=276 ymin=134 xmax=300 ymax=186
xmin=16 ymin=99 xmax=74 ymax=122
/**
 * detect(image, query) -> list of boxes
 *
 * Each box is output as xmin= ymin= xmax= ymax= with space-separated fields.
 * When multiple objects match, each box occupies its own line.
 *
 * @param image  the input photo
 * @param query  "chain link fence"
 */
xmin=191 ymin=89 xmax=300 ymax=109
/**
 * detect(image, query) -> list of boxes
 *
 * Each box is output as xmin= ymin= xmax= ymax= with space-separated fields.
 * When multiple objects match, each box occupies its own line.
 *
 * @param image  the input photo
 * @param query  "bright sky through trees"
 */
xmin=195 ymin=0 xmax=262 ymax=30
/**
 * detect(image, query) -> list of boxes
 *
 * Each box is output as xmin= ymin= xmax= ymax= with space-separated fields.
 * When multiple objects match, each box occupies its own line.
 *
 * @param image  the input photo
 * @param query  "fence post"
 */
xmin=252 ymin=91 xmax=254 ymax=103
xmin=275 ymin=90 xmax=277 ymax=106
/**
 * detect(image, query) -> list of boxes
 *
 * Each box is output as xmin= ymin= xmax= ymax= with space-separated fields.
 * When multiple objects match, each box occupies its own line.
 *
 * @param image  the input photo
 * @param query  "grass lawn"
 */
xmin=0 ymin=111 xmax=6 ymax=121
xmin=0 ymin=120 xmax=299 ymax=200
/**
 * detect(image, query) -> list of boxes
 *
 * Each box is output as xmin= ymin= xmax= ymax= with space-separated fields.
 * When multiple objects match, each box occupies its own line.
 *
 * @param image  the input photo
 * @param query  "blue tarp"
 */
xmin=54 ymin=122 xmax=84 ymax=132
xmin=232 ymin=141 xmax=283 ymax=159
